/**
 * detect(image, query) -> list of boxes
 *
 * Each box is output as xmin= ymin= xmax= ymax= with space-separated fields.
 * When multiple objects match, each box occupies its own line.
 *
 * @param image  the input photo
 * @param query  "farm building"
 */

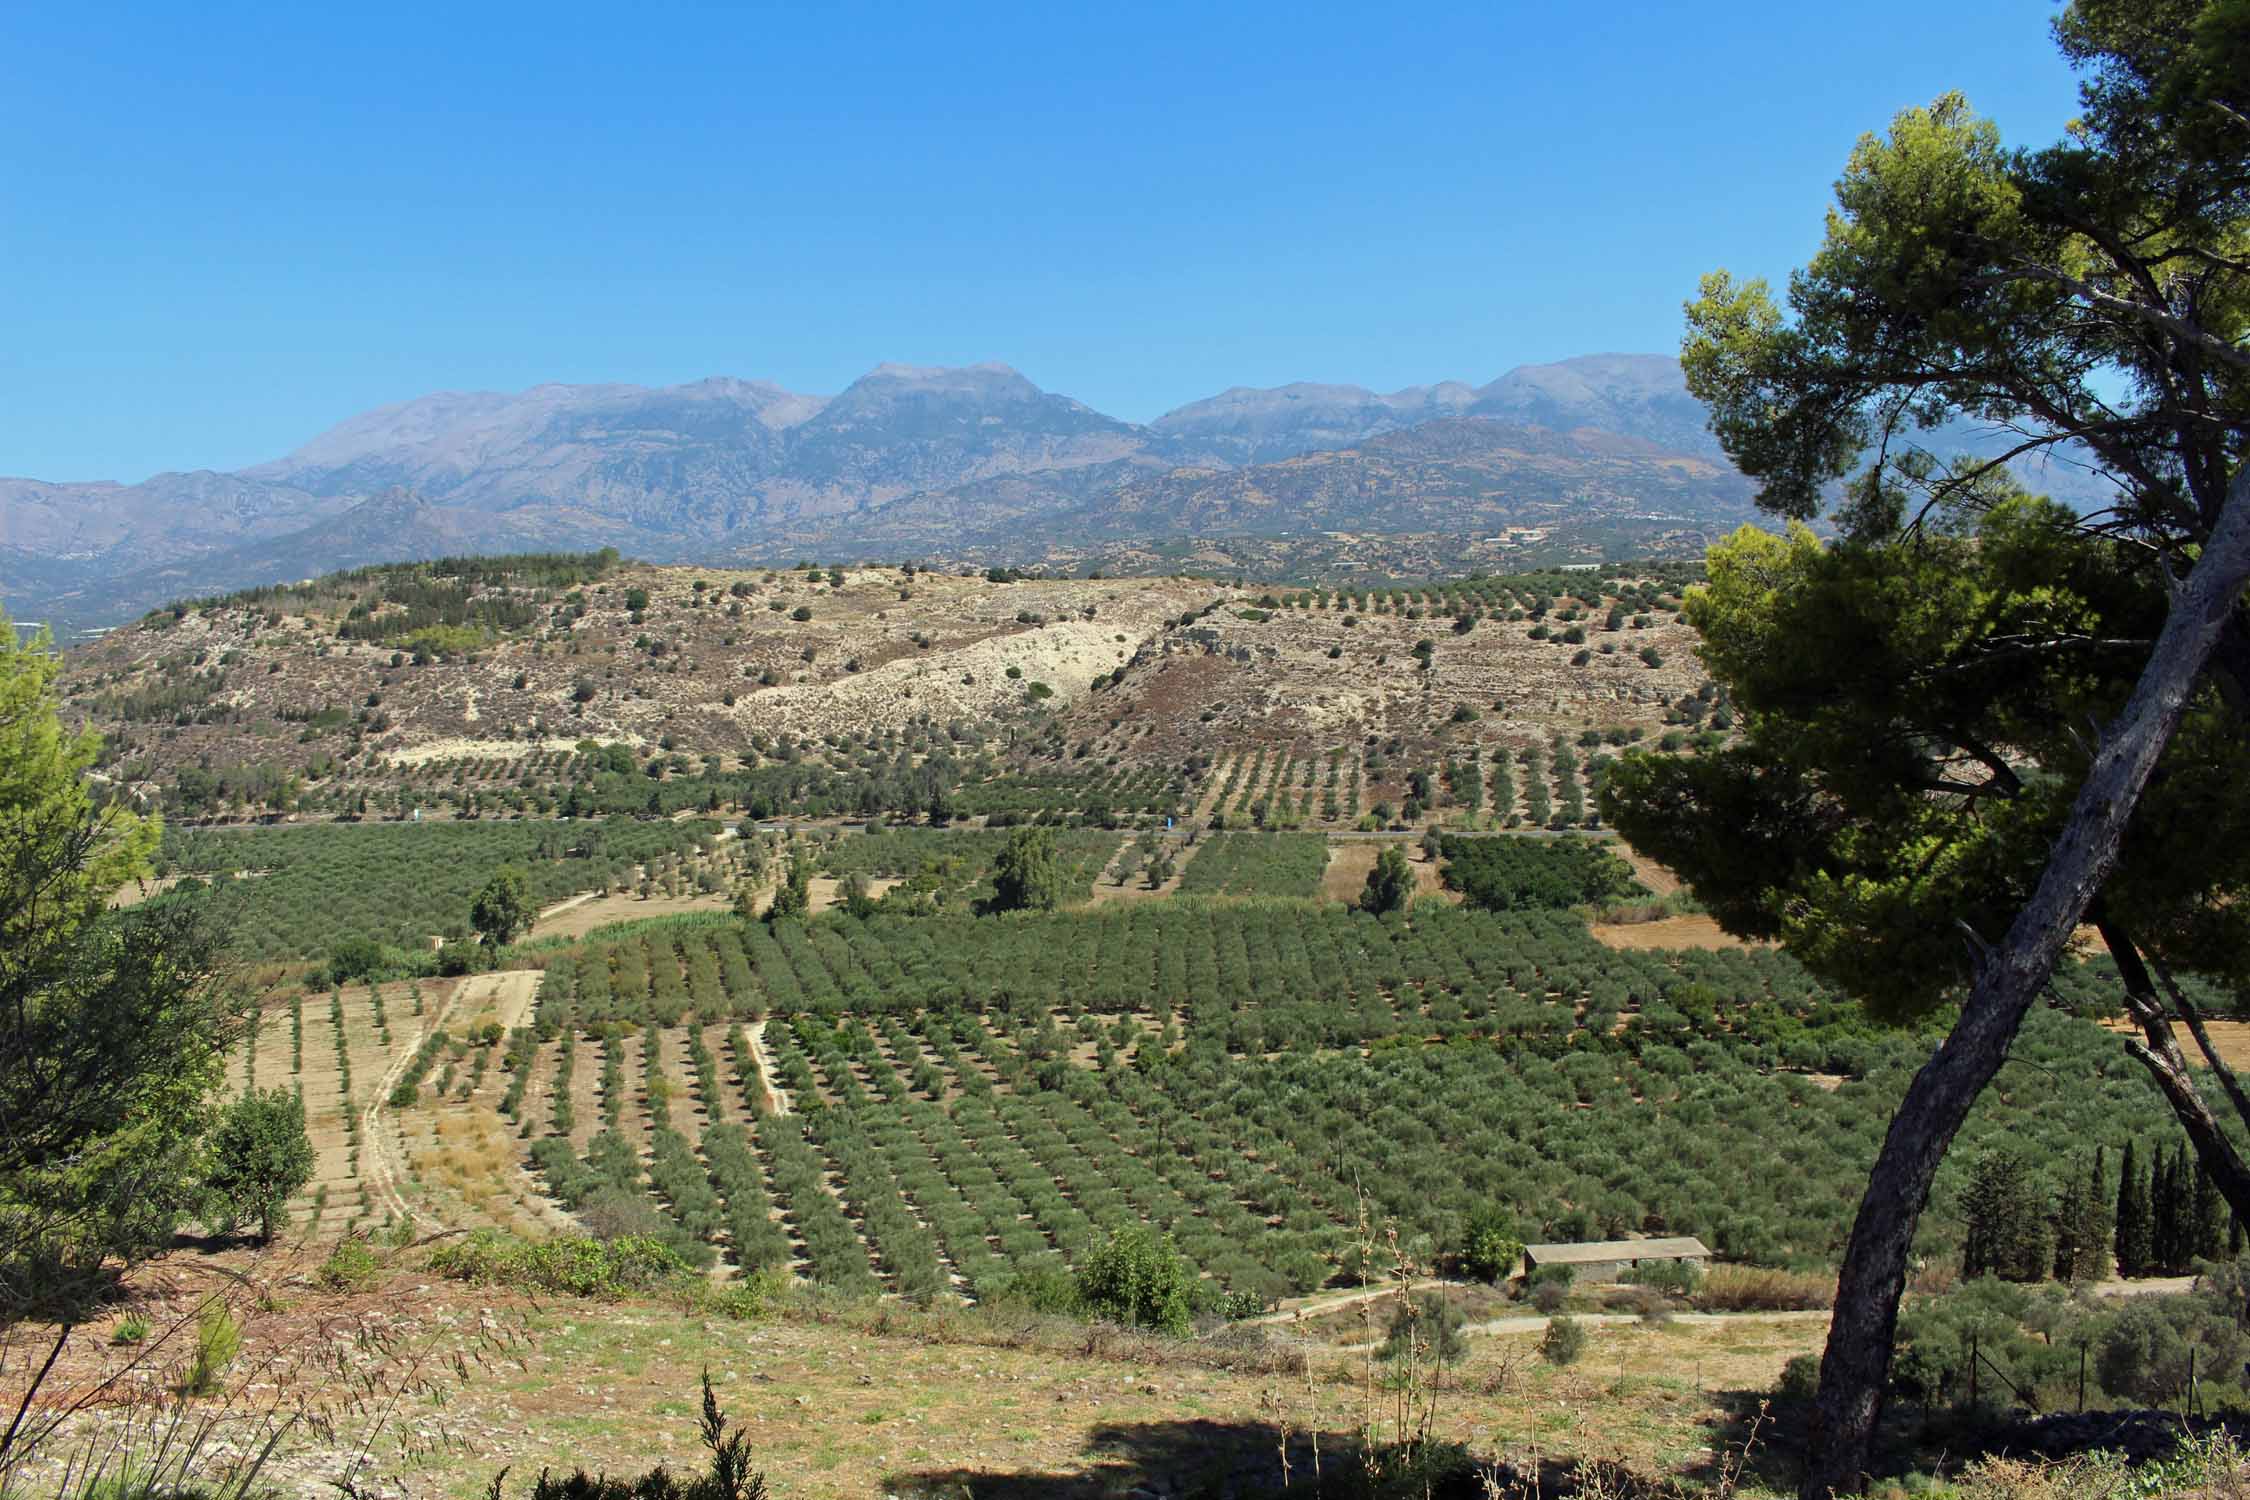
xmin=1521 ymin=1236 xmax=1711 ymax=1284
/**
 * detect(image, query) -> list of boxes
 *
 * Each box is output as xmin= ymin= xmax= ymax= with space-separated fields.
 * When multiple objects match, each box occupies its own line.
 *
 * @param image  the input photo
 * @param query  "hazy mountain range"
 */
xmin=0 ymin=352 xmax=2094 ymax=629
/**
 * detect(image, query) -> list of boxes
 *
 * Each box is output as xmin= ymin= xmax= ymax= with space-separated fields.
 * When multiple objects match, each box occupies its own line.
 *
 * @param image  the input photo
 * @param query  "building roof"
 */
xmin=1522 ymin=1237 xmax=1711 ymax=1265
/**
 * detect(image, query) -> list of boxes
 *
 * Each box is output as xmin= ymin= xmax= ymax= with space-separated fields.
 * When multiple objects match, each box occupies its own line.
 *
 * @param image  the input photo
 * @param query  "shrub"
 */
xmin=1622 ymin=1257 xmax=1702 ymax=1299
xmin=111 ymin=1311 xmax=150 ymax=1345
xmin=1075 ymin=1225 xmax=1198 ymax=1335
xmin=329 ymin=935 xmax=384 ymax=983
xmin=427 ymin=1230 xmax=691 ymax=1299
xmin=1459 ymin=1205 xmax=1524 ymax=1284
xmin=1539 ymin=1313 xmax=1586 ymax=1366
xmin=317 ymin=1237 xmax=380 ymax=1291
xmin=1380 ymin=1292 xmax=1469 ymax=1368
xmin=988 ymin=1264 xmax=1081 ymax=1316
xmin=1777 ymin=1352 xmax=1822 ymax=1404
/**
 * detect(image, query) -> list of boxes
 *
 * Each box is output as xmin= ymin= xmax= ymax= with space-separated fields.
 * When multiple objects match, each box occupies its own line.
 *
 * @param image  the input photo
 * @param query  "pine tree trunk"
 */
xmin=1800 ymin=473 xmax=2250 ymax=1499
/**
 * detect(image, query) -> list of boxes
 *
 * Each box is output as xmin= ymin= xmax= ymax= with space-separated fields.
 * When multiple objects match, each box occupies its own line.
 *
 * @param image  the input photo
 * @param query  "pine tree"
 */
xmin=2116 ymin=1142 xmax=2151 ymax=1279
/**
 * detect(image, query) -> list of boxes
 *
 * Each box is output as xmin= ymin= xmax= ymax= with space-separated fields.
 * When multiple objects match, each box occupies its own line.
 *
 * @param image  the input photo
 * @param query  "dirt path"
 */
xmin=537 ymin=890 xmax=600 ymax=924
xmin=746 ymin=1019 xmax=790 ymax=1115
xmin=2092 ymin=1274 xmax=2196 ymax=1297
xmin=482 ymin=969 xmax=543 ymax=1032
xmin=362 ymin=971 xmax=545 ymax=1232
xmin=361 ymin=983 xmax=465 ymax=1231
xmin=1188 ymin=755 xmax=1237 ymax=823
xmin=1330 ymin=1306 xmax=1832 ymax=1353
xmin=1248 ymin=1281 xmax=1415 ymax=1326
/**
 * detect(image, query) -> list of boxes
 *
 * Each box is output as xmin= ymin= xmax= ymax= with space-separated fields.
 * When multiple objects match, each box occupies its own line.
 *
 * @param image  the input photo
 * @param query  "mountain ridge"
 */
xmin=2 ymin=354 xmax=1764 ymax=627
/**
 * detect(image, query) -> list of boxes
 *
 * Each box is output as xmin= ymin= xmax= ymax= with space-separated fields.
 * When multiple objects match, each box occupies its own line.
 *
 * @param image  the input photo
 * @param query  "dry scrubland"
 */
xmin=9 ymin=1250 xmax=1824 ymax=1500
xmin=60 ymin=562 xmax=1713 ymax=829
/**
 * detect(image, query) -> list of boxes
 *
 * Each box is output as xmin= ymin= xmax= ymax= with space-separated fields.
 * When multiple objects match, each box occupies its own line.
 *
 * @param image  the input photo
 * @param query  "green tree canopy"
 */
xmin=470 ymin=866 xmax=534 ymax=947
xmin=988 ymin=826 xmax=1065 ymax=914
xmin=0 ymin=612 xmax=236 ymax=1306
xmin=1073 ymin=1224 xmax=1199 ymax=1335
xmin=1361 ymin=844 xmax=1417 ymax=915
xmin=204 ymin=1086 xmax=315 ymax=1242
xmin=763 ymin=859 xmax=810 ymax=924
xmin=1601 ymin=4 xmax=2250 ymax=1489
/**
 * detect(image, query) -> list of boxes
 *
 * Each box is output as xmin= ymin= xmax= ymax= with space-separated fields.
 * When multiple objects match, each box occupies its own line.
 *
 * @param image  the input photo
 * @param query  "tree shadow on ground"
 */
xmin=1703 ymin=1383 xmax=2250 ymax=1490
xmin=885 ymin=1416 xmax=1689 ymax=1500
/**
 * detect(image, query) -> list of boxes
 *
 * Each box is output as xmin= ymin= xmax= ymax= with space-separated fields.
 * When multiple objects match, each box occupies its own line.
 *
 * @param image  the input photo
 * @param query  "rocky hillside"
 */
xmin=60 ymin=554 xmax=1720 ymax=824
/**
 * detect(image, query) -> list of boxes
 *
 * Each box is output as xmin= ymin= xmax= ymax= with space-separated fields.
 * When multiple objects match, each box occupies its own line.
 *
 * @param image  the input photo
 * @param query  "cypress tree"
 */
xmin=2081 ymin=1148 xmax=2111 ymax=1282
xmin=2053 ymin=1171 xmax=2086 ymax=1283
xmin=2194 ymin=1160 xmax=2225 ymax=1263
xmin=1961 ymin=1148 xmax=2046 ymax=1282
xmin=2151 ymin=1147 xmax=2180 ymax=1274
xmin=2116 ymin=1141 xmax=2150 ymax=1279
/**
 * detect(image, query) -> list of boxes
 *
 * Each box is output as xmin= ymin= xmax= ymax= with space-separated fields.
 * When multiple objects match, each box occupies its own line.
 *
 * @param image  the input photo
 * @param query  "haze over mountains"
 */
xmin=3 ymin=353 xmax=1770 ymax=629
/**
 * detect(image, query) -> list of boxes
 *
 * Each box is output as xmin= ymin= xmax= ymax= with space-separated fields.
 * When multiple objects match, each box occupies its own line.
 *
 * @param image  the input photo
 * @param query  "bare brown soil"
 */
xmin=2101 ymin=1016 xmax=2250 ymax=1071
xmin=1319 ymin=842 xmax=1454 ymax=905
xmin=1590 ymin=914 xmax=1756 ymax=951
xmin=532 ymin=888 xmax=734 ymax=941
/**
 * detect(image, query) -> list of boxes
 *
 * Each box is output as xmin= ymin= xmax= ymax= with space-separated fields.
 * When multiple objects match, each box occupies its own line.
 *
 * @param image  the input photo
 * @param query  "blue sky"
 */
xmin=1 ymin=1 xmax=2084 ymax=482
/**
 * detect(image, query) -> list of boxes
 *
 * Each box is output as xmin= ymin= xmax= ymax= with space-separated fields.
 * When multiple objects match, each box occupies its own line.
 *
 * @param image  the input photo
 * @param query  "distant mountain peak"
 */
xmin=863 ymin=359 xmax=1022 ymax=381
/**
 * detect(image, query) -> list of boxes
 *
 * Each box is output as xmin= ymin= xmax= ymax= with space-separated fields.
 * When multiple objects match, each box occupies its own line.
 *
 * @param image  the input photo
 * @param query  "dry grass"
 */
xmin=14 ymin=1261 xmax=1825 ymax=1500
xmin=1319 ymin=842 xmax=1455 ymax=906
xmin=531 ymin=887 xmax=734 ymax=940
xmin=414 ymin=1111 xmax=518 ymax=1217
xmin=1591 ymin=914 xmax=1757 ymax=951
xmin=1693 ymin=1266 xmax=1835 ymax=1313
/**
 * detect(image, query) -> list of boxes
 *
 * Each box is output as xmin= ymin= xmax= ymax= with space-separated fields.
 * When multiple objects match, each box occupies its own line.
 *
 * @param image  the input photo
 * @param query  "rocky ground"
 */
xmin=60 ymin=562 xmax=1717 ymax=828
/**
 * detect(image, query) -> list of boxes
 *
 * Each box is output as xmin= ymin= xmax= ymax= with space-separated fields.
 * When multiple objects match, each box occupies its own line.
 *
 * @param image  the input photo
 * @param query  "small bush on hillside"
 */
xmin=428 ymin=1231 xmax=691 ymax=1299
xmin=1622 ymin=1258 xmax=1702 ymax=1299
xmin=1539 ymin=1314 xmax=1587 ymax=1367
xmin=1380 ymin=1292 xmax=1469 ymax=1368
xmin=1074 ymin=1225 xmax=1200 ymax=1335
xmin=317 ymin=1237 xmax=380 ymax=1291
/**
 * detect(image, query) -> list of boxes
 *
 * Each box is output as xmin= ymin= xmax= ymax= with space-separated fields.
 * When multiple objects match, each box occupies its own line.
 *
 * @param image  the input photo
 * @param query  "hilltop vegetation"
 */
xmin=57 ymin=554 xmax=1727 ymax=834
